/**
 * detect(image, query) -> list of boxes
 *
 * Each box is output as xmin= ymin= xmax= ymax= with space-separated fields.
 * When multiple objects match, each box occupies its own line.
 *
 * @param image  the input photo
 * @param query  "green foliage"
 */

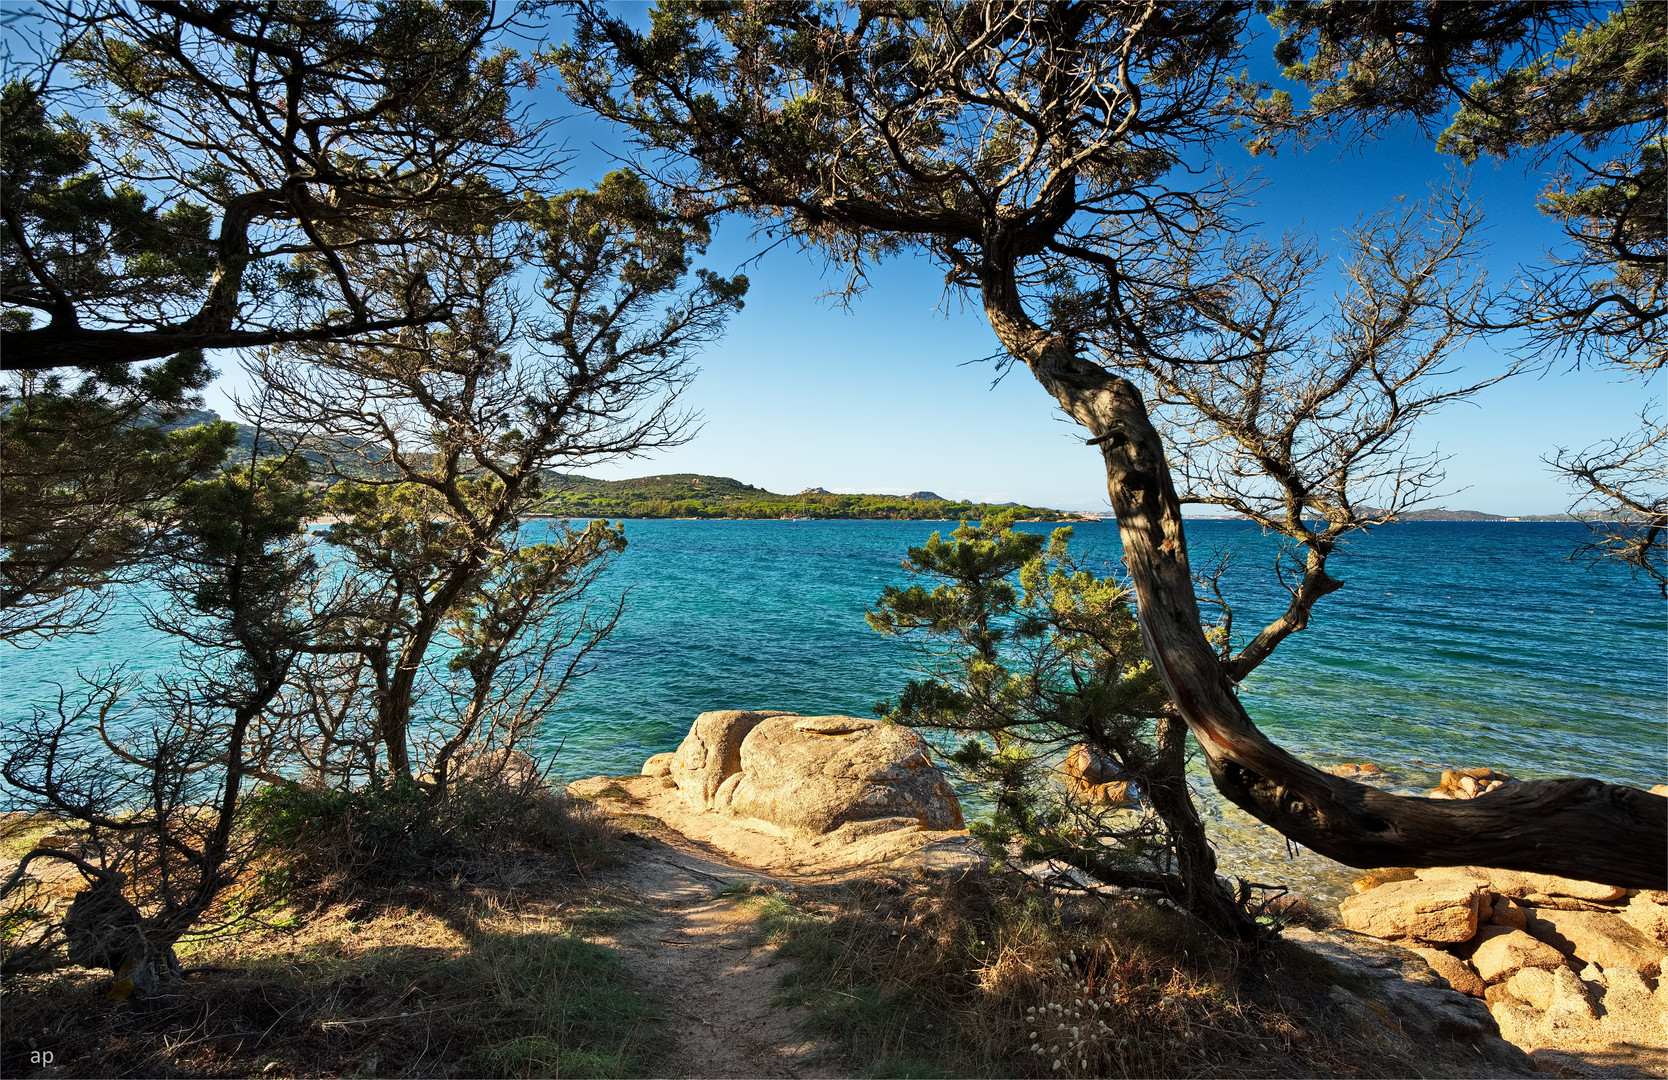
xmin=4 ymin=2 xmax=554 ymax=368
xmin=0 ymin=349 xmax=235 ymax=643
xmin=248 ymin=773 xmax=615 ymax=904
xmin=0 ymin=80 xmax=214 ymax=335
xmin=1254 ymin=1 xmax=1665 ymax=361
xmin=867 ymin=513 xmax=1177 ymax=881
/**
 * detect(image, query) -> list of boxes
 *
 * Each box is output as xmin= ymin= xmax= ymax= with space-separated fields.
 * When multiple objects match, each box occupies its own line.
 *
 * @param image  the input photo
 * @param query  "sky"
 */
xmin=198 ymin=8 xmax=1657 ymax=516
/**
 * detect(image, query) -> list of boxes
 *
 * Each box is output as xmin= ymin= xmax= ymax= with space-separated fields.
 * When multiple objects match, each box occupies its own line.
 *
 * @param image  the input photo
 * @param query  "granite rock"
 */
xmin=1340 ymin=877 xmax=1487 ymax=944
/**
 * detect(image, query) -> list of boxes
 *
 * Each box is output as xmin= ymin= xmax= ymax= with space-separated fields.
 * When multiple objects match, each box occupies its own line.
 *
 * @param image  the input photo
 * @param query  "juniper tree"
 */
xmin=870 ymin=514 xmax=1252 ymax=936
xmin=2 ymin=1 xmax=556 ymax=370
xmin=0 ymin=0 xmax=556 ymax=638
xmin=563 ymin=0 xmax=1665 ymax=887
xmin=0 ymin=454 xmax=320 ymax=996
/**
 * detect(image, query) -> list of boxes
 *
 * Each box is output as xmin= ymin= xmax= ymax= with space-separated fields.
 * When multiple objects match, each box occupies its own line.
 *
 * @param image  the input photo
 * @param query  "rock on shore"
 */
xmin=1339 ymin=864 xmax=1668 ymax=1072
xmin=568 ymin=709 xmax=977 ymax=879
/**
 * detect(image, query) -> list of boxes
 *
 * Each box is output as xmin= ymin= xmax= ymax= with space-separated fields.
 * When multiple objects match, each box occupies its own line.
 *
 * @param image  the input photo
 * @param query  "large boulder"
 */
xmin=1282 ymin=928 xmax=1532 ymax=1065
xmin=1339 ymin=877 xmax=1488 ymax=944
xmin=1412 ymin=866 xmax=1626 ymax=906
xmin=669 ymin=709 xmax=798 ymax=808
xmin=1524 ymin=908 xmax=1663 ymax=978
xmin=722 ymin=715 xmax=963 ymax=836
xmin=1489 ymin=965 xmax=1665 ymax=1068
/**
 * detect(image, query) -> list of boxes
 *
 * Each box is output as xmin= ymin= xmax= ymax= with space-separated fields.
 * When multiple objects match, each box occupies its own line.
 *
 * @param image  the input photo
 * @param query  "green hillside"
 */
xmin=536 ymin=472 xmax=1080 ymax=521
xmin=151 ymin=412 xmax=1076 ymax=520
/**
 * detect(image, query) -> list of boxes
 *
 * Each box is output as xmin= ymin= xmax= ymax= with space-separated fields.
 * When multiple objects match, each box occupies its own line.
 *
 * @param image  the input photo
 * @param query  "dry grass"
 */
xmin=733 ymin=872 xmax=1477 ymax=1079
xmin=4 ymin=895 xmax=660 ymax=1078
xmin=2 ymin=793 xmax=655 ymax=1078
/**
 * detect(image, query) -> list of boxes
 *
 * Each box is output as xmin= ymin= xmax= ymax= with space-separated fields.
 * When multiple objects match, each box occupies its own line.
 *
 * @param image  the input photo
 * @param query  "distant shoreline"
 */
xmin=304 ymin=513 xmax=1625 ymax=527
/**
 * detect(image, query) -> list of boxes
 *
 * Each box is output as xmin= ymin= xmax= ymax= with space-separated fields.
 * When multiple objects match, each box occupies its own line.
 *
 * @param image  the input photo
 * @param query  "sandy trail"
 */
xmin=591 ymin=833 xmax=844 ymax=1079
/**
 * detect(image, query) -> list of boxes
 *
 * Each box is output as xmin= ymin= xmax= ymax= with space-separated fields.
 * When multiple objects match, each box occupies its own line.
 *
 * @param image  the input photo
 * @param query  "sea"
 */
xmin=5 ymin=519 xmax=1664 ymax=900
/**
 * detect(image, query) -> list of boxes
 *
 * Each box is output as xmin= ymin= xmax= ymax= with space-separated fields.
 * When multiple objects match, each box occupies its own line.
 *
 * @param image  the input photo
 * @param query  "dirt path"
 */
xmin=590 ymin=834 xmax=844 ymax=1079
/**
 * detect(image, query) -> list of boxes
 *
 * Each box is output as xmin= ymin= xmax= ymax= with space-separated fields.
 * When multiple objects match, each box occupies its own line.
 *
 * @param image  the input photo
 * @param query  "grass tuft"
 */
xmin=741 ymin=871 xmax=1484 ymax=1078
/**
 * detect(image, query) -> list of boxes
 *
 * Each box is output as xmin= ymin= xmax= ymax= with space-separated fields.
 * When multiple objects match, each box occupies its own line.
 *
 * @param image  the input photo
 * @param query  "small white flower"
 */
xmin=1052 ymin=1060 xmax=1061 ymax=1071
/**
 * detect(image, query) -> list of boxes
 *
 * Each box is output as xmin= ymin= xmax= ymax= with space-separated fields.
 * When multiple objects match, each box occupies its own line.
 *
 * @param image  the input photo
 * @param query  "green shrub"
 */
xmin=248 ymin=775 xmax=618 ymax=904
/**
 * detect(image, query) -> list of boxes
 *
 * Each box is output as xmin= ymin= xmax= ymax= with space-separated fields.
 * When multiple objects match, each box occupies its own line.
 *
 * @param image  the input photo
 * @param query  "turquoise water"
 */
xmin=3 ymin=519 xmax=1663 ymax=894
xmin=541 ymin=518 xmax=1666 ymax=790
xmin=4 ymin=519 xmax=1662 ymax=786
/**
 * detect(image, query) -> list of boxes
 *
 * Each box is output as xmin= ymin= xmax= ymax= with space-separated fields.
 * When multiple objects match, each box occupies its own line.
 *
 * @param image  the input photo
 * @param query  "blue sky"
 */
xmin=202 ymin=8 xmax=1656 ymax=515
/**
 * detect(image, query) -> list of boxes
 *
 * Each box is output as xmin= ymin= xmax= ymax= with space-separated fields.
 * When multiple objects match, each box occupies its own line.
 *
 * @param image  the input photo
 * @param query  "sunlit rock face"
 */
xmin=666 ymin=709 xmax=962 ymax=836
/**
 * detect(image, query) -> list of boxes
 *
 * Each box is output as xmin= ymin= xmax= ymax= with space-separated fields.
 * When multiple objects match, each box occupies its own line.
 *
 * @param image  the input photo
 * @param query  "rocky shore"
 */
xmin=571 ymin=713 xmax=1666 ymax=1077
xmin=1339 ymin=865 xmax=1666 ymax=1073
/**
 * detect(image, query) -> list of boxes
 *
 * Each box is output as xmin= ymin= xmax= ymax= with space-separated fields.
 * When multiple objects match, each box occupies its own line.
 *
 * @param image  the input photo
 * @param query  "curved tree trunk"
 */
xmin=1084 ymin=358 xmax=1664 ymax=888
xmin=982 ymin=267 xmax=1667 ymax=890
xmin=1146 ymin=713 xmax=1258 ymax=938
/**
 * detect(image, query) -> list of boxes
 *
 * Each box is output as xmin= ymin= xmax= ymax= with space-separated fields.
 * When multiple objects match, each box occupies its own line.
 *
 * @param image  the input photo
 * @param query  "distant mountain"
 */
xmin=907 ymin=490 xmax=944 ymax=501
xmin=1398 ymin=508 xmax=1506 ymax=522
xmin=543 ymin=472 xmax=770 ymax=501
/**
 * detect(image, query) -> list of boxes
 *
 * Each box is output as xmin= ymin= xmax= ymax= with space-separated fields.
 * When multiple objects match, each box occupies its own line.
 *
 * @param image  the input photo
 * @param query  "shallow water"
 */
xmin=6 ymin=519 xmax=1663 ymax=899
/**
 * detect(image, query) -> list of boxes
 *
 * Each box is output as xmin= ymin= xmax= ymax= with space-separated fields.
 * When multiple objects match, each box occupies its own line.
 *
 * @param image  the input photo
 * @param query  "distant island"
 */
xmin=534 ymin=473 xmax=1082 ymax=521
xmin=1184 ymin=507 xmax=1632 ymax=523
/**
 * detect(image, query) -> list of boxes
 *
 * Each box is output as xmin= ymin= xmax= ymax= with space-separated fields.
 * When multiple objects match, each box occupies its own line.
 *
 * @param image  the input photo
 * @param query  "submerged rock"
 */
xmin=1428 ymin=767 xmax=1516 ymax=800
xmin=1059 ymin=743 xmax=1134 ymax=804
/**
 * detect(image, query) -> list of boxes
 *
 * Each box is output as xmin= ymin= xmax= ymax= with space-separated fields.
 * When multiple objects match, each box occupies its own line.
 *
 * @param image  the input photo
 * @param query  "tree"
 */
xmin=1141 ymin=186 xmax=1503 ymax=680
xmin=1551 ymin=409 xmax=1666 ymax=595
xmin=2 ymin=1 xmax=553 ymax=371
xmin=1 ymin=454 xmax=319 ymax=996
xmin=0 ymin=350 xmax=234 ymax=644
xmin=1249 ymin=0 xmax=1666 ymax=588
xmin=563 ymin=0 xmax=1665 ymax=887
xmin=258 ymin=170 xmax=746 ymax=784
xmin=1 ymin=0 xmax=556 ymax=638
xmin=869 ymin=513 xmax=1255 ymax=937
